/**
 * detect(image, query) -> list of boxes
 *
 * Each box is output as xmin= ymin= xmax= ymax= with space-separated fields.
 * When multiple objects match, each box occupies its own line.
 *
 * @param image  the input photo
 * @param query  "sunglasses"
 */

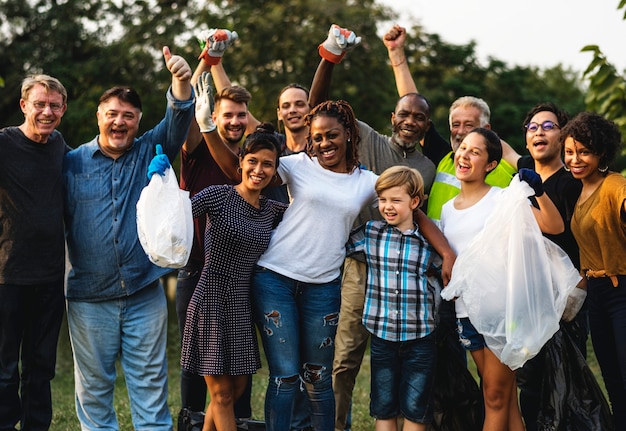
xmin=524 ymin=120 xmax=560 ymax=132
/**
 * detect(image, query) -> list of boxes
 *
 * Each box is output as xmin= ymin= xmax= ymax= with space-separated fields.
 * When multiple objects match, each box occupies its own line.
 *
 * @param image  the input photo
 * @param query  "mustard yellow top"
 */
xmin=571 ymin=172 xmax=626 ymax=278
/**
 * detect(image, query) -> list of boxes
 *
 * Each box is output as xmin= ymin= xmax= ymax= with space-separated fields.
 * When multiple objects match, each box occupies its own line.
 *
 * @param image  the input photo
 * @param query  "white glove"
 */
xmin=197 ymin=28 xmax=238 ymax=65
xmin=318 ymin=24 xmax=362 ymax=64
xmin=194 ymin=72 xmax=216 ymax=133
xmin=561 ymin=286 xmax=587 ymax=322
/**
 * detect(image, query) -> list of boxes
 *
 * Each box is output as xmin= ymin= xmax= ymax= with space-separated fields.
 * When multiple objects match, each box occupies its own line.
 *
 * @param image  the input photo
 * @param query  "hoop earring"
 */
xmin=598 ymin=165 xmax=609 ymax=173
xmin=563 ymin=165 xmax=570 ymax=172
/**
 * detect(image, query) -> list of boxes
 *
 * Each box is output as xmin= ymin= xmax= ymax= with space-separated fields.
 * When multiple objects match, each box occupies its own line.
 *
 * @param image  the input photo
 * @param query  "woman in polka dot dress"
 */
xmin=179 ymin=124 xmax=287 ymax=431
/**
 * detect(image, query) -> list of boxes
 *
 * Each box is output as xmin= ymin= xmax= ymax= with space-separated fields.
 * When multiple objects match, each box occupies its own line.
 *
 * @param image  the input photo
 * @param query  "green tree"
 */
xmin=0 ymin=0 xmax=197 ymax=147
xmin=194 ymin=0 xmax=397 ymax=132
xmin=400 ymin=25 xmax=585 ymax=153
xmin=580 ymin=0 xmax=626 ymax=171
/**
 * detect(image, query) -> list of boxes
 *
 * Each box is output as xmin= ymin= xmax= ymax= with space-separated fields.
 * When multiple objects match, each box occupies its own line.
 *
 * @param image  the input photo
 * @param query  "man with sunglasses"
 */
xmin=505 ymin=102 xmax=588 ymax=431
xmin=0 ymin=75 xmax=69 ymax=431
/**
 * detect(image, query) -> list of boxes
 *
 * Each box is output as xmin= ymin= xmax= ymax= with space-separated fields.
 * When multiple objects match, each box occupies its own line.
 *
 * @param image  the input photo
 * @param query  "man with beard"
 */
xmin=307 ymin=24 xmax=456 ymax=431
xmin=63 ymin=46 xmax=193 ymax=430
xmin=424 ymin=96 xmax=517 ymax=224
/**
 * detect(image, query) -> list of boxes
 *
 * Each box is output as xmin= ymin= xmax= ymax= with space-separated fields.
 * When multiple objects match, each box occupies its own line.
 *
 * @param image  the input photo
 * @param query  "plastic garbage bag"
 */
xmin=536 ymin=326 xmax=614 ymax=430
xmin=429 ymin=323 xmax=484 ymax=431
xmin=441 ymin=177 xmax=581 ymax=369
xmin=137 ymin=167 xmax=193 ymax=269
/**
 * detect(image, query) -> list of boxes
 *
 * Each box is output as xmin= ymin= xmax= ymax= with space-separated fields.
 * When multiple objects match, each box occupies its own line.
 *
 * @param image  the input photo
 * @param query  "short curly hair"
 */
xmin=560 ymin=112 xmax=623 ymax=170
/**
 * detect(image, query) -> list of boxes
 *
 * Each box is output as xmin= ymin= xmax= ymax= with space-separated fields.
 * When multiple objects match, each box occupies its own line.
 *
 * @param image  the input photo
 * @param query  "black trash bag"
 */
xmin=428 ymin=321 xmax=484 ymax=431
xmin=178 ymin=408 xmax=205 ymax=431
xmin=536 ymin=327 xmax=614 ymax=431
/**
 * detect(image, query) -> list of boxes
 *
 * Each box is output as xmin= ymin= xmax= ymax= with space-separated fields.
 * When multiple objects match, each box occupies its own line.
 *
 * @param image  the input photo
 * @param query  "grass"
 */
xmin=48 ymin=281 xmax=606 ymax=430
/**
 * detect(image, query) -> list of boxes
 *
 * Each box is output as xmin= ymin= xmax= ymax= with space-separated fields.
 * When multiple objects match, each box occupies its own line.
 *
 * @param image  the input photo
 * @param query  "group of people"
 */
xmin=0 ymin=22 xmax=624 ymax=431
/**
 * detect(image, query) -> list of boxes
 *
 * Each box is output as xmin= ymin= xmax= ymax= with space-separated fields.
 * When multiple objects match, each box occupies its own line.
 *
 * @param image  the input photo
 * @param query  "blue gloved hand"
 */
xmin=518 ymin=168 xmax=544 ymax=197
xmin=147 ymin=144 xmax=170 ymax=179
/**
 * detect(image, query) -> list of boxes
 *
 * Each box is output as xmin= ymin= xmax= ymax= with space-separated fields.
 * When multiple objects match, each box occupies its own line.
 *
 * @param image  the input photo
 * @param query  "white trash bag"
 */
xmin=441 ymin=176 xmax=581 ymax=370
xmin=136 ymin=167 xmax=193 ymax=269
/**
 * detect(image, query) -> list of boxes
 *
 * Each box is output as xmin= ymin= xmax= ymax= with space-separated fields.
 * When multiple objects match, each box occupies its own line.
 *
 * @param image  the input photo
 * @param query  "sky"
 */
xmin=379 ymin=0 xmax=626 ymax=74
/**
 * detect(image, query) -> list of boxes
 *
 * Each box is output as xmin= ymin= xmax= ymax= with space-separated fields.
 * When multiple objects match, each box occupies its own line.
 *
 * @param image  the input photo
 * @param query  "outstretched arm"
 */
xmin=415 ymin=209 xmax=456 ymax=285
xmin=518 ymin=168 xmax=564 ymax=234
xmin=383 ymin=25 xmax=417 ymax=97
xmin=183 ymin=60 xmax=211 ymax=153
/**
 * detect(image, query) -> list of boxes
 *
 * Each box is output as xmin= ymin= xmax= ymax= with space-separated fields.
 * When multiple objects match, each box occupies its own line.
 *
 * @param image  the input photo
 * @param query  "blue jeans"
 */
xmin=0 ymin=279 xmax=64 ymax=431
xmin=370 ymin=333 xmax=436 ymax=424
xmin=67 ymin=281 xmax=172 ymax=430
xmin=587 ymin=275 xmax=626 ymax=429
xmin=252 ymin=267 xmax=340 ymax=431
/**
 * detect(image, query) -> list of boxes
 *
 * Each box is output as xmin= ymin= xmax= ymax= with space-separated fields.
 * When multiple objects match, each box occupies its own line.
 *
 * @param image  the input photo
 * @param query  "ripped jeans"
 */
xmin=252 ymin=266 xmax=340 ymax=431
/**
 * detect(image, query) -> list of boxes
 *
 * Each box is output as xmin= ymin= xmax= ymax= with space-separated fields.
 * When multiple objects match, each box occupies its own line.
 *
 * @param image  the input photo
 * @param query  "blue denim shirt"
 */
xmin=64 ymin=87 xmax=194 ymax=301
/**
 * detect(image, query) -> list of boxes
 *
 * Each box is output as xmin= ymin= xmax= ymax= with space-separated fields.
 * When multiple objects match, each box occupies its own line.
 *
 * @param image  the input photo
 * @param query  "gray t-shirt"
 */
xmin=355 ymin=120 xmax=436 ymax=225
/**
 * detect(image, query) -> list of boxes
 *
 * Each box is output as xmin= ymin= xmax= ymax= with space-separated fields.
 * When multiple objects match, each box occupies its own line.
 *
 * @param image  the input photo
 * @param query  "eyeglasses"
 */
xmin=525 ymin=120 xmax=559 ymax=133
xmin=28 ymin=101 xmax=65 ymax=112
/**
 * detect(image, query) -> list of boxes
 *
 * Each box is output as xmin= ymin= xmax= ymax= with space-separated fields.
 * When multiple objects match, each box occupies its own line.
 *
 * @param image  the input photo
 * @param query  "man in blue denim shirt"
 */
xmin=63 ymin=46 xmax=194 ymax=430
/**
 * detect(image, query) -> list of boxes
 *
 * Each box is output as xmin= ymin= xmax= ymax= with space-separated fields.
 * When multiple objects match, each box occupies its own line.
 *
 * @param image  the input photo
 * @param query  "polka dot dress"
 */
xmin=181 ymin=185 xmax=286 ymax=376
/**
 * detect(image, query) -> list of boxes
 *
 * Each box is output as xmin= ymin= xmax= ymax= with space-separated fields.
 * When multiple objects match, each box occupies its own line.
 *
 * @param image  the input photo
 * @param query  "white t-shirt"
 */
xmin=257 ymin=152 xmax=378 ymax=283
xmin=440 ymin=186 xmax=502 ymax=317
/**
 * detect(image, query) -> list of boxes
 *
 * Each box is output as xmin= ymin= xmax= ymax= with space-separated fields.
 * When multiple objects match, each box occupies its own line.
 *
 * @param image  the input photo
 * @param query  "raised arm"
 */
xmin=194 ymin=71 xmax=241 ymax=181
xmin=309 ymin=24 xmax=361 ymax=109
xmin=183 ymin=60 xmax=211 ymax=153
xmin=199 ymin=29 xmax=260 ymax=136
xmin=163 ymin=46 xmax=192 ymax=101
xmin=383 ymin=25 xmax=417 ymax=97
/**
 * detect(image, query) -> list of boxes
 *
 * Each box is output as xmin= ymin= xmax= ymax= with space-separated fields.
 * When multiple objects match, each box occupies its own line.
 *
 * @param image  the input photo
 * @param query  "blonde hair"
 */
xmin=21 ymin=74 xmax=67 ymax=104
xmin=375 ymin=166 xmax=426 ymax=209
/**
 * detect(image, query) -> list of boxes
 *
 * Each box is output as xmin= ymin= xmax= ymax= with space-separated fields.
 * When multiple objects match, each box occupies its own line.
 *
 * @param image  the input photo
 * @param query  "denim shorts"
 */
xmin=370 ymin=332 xmax=436 ymax=424
xmin=456 ymin=317 xmax=486 ymax=351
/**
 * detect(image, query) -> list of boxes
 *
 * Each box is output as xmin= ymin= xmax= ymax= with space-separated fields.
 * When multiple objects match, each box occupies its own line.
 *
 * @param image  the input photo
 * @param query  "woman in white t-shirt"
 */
xmin=440 ymin=128 xmax=563 ymax=431
xmin=251 ymin=100 xmax=378 ymax=431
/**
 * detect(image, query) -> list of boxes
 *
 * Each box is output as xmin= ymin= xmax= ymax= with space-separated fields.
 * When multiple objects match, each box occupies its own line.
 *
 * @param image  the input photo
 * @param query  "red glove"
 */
xmin=198 ymin=29 xmax=238 ymax=66
xmin=318 ymin=24 xmax=361 ymax=64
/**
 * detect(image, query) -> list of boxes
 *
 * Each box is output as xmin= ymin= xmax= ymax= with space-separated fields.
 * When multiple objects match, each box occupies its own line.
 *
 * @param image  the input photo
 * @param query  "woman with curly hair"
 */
xmin=249 ymin=100 xmax=377 ymax=431
xmin=561 ymin=112 xmax=626 ymax=429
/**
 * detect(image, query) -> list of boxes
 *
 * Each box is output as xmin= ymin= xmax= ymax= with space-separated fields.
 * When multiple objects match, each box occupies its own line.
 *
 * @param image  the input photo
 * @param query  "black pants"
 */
xmin=0 ymin=280 xmax=65 ymax=431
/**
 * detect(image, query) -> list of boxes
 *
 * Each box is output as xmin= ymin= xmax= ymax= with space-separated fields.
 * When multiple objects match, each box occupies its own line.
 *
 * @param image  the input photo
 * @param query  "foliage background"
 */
xmin=1 ymin=0 xmax=624 ymax=171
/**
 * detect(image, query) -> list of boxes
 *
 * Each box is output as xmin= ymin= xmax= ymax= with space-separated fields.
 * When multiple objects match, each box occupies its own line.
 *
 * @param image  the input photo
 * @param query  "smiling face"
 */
xmin=309 ymin=115 xmax=349 ymax=173
xmin=213 ymin=98 xmax=249 ymax=146
xmin=563 ymin=137 xmax=602 ymax=184
xmin=277 ymin=87 xmax=310 ymax=134
xmin=19 ymin=84 xmax=66 ymax=143
xmin=525 ymin=111 xmax=562 ymax=164
xmin=239 ymin=148 xmax=278 ymax=193
xmin=454 ymin=131 xmax=498 ymax=182
xmin=378 ymin=185 xmax=420 ymax=231
xmin=449 ymin=105 xmax=486 ymax=152
xmin=96 ymin=97 xmax=141 ymax=158
xmin=391 ymin=95 xmax=430 ymax=146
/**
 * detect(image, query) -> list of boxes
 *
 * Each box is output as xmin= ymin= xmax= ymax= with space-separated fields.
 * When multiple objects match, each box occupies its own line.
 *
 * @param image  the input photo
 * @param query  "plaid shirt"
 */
xmin=346 ymin=220 xmax=437 ymax=342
